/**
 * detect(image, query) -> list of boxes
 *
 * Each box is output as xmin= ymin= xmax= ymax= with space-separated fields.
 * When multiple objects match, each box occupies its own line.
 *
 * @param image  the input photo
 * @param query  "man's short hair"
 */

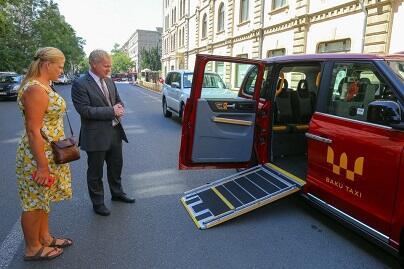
xmin=89 ymin=50 xmax=110 ymax=65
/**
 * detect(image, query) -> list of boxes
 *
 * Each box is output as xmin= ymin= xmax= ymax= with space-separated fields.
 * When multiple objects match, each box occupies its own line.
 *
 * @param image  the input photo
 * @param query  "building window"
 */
xmin=317 ymin=39 xmax=351 ymax=53
xmin=182 ymin=0 xmax=186 ymax=17
xmin=240 ymin=0 xmax=249 ymax=23
xmin=235 ymin=54 xmax=248 ymax=87
xmin=217 ymin=3 xmax=225 ymax=32
xmin=215 ymin=62 xmax=225 ymax=80
xmin=266 ymin=48 xmax=285 ymax=57
xmin=272 ymin=0 xmax=287 ymax=10
xmin=202 ymin=14 xmax=207 ymax=39
xmin=182 ymin=28 xmax=185 ymax=46
xmin=178 ymin=29 xmax=181 ymax=47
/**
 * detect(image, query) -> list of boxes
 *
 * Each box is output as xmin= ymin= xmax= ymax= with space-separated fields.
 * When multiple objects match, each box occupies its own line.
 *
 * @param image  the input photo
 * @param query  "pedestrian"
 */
xmin=71 ymin=49 xmax=135 ymax=216
xmin=16 ymin=47 xmax=73 ymax=261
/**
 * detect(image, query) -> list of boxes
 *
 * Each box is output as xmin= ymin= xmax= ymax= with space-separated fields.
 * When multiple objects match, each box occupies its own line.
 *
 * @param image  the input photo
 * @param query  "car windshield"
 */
xmin=183 ymin=73 xmax=226 ymax=89
xmin=0 ymin=75 xmax=21 ymax=83
xmin=387 ymin=60 xmax=404 ymax=82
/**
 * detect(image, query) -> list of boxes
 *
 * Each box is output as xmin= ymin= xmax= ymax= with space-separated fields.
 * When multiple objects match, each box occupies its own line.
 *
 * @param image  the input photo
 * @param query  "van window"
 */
xmin=165 ymin=73 xmax=172 ymax=85
xmin=327 ymin=62 xmax=397 ymax=124
xmin=171 ymin=72 xmax=181 ymax=86
xmin=387 ymin=60 xmax=404 ymax=82
xmin=241 ymin=66 xmax=272 ymax=99
xmin=243 ymin=66 xmax=258 ymax=96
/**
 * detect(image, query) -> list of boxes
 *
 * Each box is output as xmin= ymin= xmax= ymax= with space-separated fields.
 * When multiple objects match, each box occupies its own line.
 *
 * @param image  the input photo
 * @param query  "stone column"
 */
xmin=293 ymin=0 xmax=309 ymax=54
xmin=224 ymin=0 xmax=234 ymax=85
xmin=363 ymin=1 xmax=393 ymax=54
xmin=251 ymin=0 xmax=263 ymax=59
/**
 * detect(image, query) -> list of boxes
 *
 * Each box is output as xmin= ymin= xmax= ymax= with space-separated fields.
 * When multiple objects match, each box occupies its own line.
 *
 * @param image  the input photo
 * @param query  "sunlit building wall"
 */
xmin=162 ymin=0 xmax=403 ymax=77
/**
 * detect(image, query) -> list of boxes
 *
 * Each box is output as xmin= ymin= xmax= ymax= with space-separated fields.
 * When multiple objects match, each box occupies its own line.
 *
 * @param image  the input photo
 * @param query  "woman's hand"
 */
xmin=33 ymin=167 xmax=51 ymax=186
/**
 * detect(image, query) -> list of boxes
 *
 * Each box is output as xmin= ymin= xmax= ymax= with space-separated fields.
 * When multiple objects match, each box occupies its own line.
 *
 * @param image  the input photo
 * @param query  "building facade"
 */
xmin=162 ymin=0 xmax=403 ymax=77
xmin=122 ymin=28 xmax=163 ymax=73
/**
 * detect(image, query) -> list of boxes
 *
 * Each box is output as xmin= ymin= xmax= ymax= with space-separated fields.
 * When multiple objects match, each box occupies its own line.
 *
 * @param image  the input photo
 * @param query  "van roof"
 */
xmin=262 ymin=53 xmax=404 ymax=63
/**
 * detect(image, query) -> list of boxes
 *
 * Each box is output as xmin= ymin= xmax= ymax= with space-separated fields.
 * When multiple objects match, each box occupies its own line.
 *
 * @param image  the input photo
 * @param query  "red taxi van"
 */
xmin=179 ymin=53 xmax=404 ymax=257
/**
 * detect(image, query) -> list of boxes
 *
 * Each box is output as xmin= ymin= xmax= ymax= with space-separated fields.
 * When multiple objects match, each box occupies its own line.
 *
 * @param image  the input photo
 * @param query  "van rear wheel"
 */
xmin=162 ymin=97 xmax=172 ymax=117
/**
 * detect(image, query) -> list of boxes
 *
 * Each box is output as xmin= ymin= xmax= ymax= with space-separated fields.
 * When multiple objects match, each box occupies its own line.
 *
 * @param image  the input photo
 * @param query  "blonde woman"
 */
xmin=16 ymin=47 xmax=73 ymax=261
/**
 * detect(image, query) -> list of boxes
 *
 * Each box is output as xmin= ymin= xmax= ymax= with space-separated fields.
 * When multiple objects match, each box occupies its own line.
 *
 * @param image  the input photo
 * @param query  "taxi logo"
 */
xmin=215 ymin=102 xmax=228 ymax=110
xmin=326 ymin=146 xmax=364 ymax=181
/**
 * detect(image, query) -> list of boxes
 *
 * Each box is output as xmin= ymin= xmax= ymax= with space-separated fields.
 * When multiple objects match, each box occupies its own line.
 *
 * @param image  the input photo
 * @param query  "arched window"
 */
xmin=202 ymin=14 xmax=207 ymax=39
xmin=217 ymin=3 xmax=225 ymax=32
xmin=240 ymin=0 xmax=249 ymax=23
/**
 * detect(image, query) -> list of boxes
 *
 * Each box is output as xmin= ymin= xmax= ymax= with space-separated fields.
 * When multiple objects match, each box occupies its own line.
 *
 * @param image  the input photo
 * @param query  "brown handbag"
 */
xmin=41 ymin=111 xmax=80 ymax=164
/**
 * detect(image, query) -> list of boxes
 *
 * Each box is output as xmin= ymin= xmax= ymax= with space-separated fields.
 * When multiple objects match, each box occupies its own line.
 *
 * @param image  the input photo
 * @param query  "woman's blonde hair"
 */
xmin=19 ymin=47 xmax=65 ymax=91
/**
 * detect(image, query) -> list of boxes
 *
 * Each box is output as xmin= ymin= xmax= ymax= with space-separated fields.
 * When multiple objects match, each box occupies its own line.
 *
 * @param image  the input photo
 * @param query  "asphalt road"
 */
xmin=0 ymin=82 xmax=399 ymax=268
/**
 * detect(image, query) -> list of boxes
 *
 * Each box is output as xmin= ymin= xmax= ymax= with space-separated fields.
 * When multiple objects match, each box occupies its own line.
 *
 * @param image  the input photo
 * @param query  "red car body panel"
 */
xmin=305 ymin=113 xmax=403 ymax=235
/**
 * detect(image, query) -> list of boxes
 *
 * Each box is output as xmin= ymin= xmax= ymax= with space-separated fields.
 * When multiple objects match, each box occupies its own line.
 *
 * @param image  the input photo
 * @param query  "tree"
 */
xmin=111 ymin=49 xmax=134 ymax=75
xmin=139 ymin=46 xmax=161 ymax=71
xmin=76 ymin=56 xmax=89 ymax=74
xmin=33 ymin=1 xmax=85 ymax=74
xmin=0 ymin=0 xmax=85 ymax=73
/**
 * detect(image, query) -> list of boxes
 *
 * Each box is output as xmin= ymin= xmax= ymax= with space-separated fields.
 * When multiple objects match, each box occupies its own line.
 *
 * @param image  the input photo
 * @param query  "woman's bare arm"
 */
xmin=21 ymin=85 xmax=50 ymax=185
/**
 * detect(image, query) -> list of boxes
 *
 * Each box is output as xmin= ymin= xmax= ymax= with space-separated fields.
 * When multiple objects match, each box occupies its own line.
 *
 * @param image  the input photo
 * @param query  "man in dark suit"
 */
xmin=71 ymin=49 xmax=135 ymax=216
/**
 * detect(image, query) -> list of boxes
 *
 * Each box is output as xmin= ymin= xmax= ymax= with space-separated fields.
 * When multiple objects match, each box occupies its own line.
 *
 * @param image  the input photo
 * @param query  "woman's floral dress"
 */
xmin=16 ymin=80 xmax=72 ymax=213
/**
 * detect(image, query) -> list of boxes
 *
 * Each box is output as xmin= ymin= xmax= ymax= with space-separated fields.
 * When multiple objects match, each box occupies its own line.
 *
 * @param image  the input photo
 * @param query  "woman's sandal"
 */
xmin=48 ymin=236 xmax=73 ymax=248
xmin=24 ymin=246 xmax=63 ymax=261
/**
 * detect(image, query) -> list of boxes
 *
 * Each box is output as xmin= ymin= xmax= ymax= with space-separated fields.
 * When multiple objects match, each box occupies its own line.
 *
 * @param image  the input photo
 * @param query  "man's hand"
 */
xmin=113 ymin=103 xmax=124 ymax=117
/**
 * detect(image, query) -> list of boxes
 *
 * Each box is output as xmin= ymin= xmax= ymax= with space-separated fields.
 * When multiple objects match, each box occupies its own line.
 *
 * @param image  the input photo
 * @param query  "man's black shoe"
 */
xmin=93 ymin=204 xmax=111 ymax=216
xmin=111 ymin=194 xmax=136 ymax=203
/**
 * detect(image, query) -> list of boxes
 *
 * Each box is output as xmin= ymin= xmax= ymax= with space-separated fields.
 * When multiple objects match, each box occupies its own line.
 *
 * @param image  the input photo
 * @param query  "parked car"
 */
xmin=0 ymin=74 xmax=23 ymax=100
xmin=162 ymin=70 xmax=236 ymax=119
xmin=0 ymin=71 xmax=17 ymax=76
xmin=179 ymin=53 xmax=404 ymax=260
xmin=55 ymin=74 xmax=70 ymax=84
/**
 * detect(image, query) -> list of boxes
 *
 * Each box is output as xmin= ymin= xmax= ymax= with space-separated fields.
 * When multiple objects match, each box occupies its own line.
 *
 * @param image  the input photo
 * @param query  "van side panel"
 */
xmin=305 ymin=113 xmax=402 ymax=234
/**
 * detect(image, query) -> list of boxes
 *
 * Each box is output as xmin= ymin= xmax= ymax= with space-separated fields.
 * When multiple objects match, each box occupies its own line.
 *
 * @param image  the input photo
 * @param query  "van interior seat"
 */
xmin=289 ymin=79 xmax=316 ymax=132
xmin=352 ymin=77 xmax=370 ymax=102
xmin=273 ymin=79 xmax=293 ymax=133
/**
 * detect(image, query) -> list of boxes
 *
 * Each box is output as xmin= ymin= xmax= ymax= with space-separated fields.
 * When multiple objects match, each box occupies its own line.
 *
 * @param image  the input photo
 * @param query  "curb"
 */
xmin=132 ymin=83 xmax=162 ymax=95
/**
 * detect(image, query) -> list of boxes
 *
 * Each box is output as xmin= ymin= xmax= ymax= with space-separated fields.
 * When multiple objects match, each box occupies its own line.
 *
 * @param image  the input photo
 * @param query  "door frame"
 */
xmin=179 ymin=54 xmax=266 ymax=169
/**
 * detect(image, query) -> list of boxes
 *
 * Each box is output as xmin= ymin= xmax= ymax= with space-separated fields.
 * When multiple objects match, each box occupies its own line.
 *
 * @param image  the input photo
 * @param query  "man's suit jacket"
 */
xmin=71 ymin=72 xmax=128 ymax=152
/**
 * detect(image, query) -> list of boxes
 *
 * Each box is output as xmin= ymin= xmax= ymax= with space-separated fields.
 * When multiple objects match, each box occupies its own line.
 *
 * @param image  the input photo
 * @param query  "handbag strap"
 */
xmin=50 ymin=84 xmax=74 ymax=137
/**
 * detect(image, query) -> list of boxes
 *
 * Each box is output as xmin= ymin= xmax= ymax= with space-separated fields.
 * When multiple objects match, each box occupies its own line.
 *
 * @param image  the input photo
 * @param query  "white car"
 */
xmin=162 ymin=70 xmax=236 ymax=119
xmin=55 ymin=74 xmax=70 ymax=84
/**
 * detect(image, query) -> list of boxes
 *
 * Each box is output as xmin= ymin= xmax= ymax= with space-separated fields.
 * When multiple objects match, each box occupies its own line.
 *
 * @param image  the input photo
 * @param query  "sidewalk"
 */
xmin=134 ymin=81 xmax=162 ymax=94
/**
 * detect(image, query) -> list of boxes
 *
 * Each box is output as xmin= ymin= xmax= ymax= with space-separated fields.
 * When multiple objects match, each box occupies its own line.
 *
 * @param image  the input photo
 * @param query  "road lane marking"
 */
xmin=0 ymin=220 xmax=23 ymax=269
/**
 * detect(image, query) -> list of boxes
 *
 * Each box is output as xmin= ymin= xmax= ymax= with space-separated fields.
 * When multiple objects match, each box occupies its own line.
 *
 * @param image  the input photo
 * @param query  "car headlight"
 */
xmin=11 ymin=85 xmax=19 ymax=92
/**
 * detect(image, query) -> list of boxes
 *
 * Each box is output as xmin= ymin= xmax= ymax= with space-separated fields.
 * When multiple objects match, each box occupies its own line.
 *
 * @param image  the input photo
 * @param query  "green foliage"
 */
xmin=111 ymin=43 xmax=120 ymax=54
xmin=76 ymin=56 xmax=89 ymax=74
xmin=111 ymin=48 xmax=134 ymax=75
xmin=0 ymin=0 xmax=85 ymax=74
xmin=139 ymin=46 xmax=161 ymax=71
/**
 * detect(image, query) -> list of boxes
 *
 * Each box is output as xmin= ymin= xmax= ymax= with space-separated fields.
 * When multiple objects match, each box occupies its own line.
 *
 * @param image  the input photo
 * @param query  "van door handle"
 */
xmin=212 ymin=116 xmax=253 ymax=126
xmin=305 ymin=133 xmax=332 ymax=144
xmin=226 ymin=104 xmax=236 ymax=109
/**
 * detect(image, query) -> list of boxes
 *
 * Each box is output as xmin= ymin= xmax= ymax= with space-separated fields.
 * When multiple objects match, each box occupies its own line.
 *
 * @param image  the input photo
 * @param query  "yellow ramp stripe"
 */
xmin=212 ymin=187 xmax=235 ymax=210
xmin=180 ymin=198 xmax=201 ymax=229
xmin=265 ymin=163 xmax=306 ymax=186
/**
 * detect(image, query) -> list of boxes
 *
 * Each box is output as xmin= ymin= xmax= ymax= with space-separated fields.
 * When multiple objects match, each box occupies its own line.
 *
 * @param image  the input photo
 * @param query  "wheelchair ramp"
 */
xmin=180 ymin=164 xmax=306 ymax=229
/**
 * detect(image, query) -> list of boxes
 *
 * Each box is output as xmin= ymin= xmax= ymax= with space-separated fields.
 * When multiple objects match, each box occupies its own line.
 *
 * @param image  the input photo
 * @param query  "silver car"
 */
xmin=162 ymin=70 xmax=236 ymax=119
